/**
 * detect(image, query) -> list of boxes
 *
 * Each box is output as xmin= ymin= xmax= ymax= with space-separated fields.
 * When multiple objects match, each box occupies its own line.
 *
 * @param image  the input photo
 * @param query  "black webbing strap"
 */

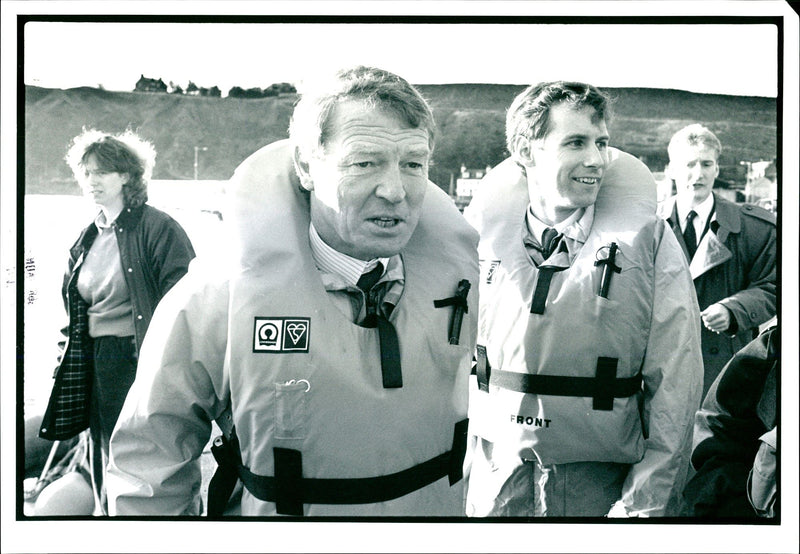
xmin=235 ymin=419 xmax=469 ymax=515
xmin=275 ymin=448 xmax=303 ymax=515
xmin=488 ymin=357 xmax=641 ymax=411
xmin=475 ymin=344 xmax=490 ymax=392
xmin=530 ymin=267 xmax=566 ymax=314
xmin=593 ymin=357 xmax=620 ymax=410
xmin=208 ymin=433 xmax=242 ymax=518
xmin=433 ymin=279 xmax=471 ymax=345
xmin=375 ymin=316 xmax=402 ymax=388
xmin=362 ymin=308 xmax=402 ymax=388
xmin=448 ymin=418 xmax=469 ymax=485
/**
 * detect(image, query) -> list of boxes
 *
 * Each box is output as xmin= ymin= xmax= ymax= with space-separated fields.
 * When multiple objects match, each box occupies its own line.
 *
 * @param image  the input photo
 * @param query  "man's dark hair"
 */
xmin=506 ymin=81 xmax=611 ymax=155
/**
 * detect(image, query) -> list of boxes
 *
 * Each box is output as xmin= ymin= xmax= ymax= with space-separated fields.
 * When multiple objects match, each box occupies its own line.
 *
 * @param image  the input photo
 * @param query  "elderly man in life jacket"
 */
xmin=464 ymin=81 xmax=703 ymax=517
xmin=106 ymin=66 xmax=479 ymax=516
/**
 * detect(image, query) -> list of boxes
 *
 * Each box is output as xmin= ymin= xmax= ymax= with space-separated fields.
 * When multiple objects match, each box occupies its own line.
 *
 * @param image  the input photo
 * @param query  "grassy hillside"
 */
xmin=24 ymin=84 xmax=776 ymax=194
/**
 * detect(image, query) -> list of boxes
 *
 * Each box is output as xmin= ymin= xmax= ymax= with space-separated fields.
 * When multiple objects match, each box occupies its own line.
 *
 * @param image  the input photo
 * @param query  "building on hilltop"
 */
xmin=134 ymin=75 xmax=167 ymax=93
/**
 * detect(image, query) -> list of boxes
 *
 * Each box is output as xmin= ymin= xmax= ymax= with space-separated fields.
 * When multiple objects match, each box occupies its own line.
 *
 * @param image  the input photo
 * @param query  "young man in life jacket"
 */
xmin=659 ymin=124 xmax=777 ymax=399
xmin=463 ymin=82 xmax=703 ymax=517
xmin=106 ymin=66 xmax=479 ymax=516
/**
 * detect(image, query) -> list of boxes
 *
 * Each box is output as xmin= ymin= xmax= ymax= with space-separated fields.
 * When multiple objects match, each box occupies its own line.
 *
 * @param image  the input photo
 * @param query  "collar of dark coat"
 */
xmin=663 ymin=193 xmax=740 ymax=242
xmin=114 ymin=204 xmax=146 ymax=229
xmin=710 ymin=194 xmax=741 ymax=241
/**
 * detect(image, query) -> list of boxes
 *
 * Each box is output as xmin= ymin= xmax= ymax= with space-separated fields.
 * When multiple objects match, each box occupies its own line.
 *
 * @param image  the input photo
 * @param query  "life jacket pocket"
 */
xmin=274 ymin=379 xmax=310 ymax=440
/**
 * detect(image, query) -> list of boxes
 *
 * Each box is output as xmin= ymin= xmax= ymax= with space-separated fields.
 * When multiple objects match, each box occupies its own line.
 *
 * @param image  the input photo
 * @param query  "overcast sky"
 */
xmin=23 ymin=20 xmax=779 ymax=97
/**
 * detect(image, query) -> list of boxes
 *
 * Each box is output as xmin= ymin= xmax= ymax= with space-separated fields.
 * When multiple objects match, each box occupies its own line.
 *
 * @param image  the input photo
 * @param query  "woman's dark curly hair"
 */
xmin=65 ymin=128 xmax=156 ymax=208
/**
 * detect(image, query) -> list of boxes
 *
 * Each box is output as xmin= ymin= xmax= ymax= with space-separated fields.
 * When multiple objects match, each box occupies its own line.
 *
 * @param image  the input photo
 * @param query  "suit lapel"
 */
xmin=690 ymin=226 xmax=732 ymax=279
xmin=666 ymin=201 xmax=692 ymax=262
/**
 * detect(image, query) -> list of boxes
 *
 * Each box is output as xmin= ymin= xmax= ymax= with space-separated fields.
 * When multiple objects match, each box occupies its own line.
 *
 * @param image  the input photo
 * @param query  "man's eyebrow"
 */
xmin=405 ymin=147 xmax=431 ymax=157
xmin=562 ymin=133 xmax=610 ymax=141
xmin=339 ymin=147 xmax=383 ymax=160
xmin=341 ymin=145 xmax=430 ymax=158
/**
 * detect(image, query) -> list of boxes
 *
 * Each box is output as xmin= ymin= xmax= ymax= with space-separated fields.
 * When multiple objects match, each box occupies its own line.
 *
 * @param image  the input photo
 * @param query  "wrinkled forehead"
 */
xmin=324 ymin=101 xmax=431 ymax=153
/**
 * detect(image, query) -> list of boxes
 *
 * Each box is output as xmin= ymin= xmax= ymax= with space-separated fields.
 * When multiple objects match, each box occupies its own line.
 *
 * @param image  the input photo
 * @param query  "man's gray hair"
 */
xmin=289 ymin=66 xmax=436 ymax=160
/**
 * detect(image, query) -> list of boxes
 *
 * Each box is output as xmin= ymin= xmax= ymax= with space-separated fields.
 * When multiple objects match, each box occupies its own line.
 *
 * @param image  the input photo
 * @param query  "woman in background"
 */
xmin=36 ymin=129 xmax=196 ymax=515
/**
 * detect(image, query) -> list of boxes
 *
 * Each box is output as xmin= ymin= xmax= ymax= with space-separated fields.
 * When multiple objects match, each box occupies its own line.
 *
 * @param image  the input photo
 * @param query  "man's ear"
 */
xmin=293 ymin=146 xmax=314 ymax=191
xmin=512 ymin=136 xmax=536 ymax=167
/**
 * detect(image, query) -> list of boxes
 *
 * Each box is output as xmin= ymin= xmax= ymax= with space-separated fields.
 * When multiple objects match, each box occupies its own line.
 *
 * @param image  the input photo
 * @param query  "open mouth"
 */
xmin=368 ymin=216 xmax=403 ymax=229
xmin=574 ymin=177 xmax=600 ymax=185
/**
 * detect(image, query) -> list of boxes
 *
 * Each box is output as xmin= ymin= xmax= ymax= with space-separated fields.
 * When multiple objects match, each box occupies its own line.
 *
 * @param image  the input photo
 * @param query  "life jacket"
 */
xmin=464 ymin=148 xmax=658 ymax=465
xmin=211 ymin=140 xmax=479 ymax=516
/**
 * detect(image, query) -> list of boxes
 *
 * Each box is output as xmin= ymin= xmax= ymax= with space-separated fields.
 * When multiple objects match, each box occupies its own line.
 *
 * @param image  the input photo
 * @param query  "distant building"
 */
xmin=742 ymin=159 xmax=777 ymax=207
xmin=449 ymin=164 xmax=492 ymax=211
xmin=454 ymin=164 xmax=492 ymax=197
xmin=135 ymin=75 xmax=167 ymax=93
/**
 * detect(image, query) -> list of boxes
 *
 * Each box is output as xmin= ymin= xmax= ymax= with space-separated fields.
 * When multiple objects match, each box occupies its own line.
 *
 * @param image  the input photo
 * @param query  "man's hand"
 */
xmin=701 ymin=303 xmax=733 ymax=334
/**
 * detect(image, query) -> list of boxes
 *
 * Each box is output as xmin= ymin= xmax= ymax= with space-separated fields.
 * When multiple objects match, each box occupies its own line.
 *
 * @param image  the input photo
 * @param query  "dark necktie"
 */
xmin=356 ymin=263 xmax=402 ymax=388
xmin=683 ymin=210 xmax=698 ymax=259
xmin=541 ymin=227 xmax=561 ymax=259
xmin=356 ymin=263 xmax=384 ymax=297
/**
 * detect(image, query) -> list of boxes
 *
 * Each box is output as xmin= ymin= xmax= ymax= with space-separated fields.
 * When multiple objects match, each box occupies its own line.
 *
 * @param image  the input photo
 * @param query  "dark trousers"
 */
xmin=88 ymin=335 xmax=137 ymax=514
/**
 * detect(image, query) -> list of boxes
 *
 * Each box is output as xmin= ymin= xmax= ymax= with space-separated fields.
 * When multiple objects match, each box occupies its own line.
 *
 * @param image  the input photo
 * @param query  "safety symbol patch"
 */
xmin=253 ymin=317 xmax=310 ymax=353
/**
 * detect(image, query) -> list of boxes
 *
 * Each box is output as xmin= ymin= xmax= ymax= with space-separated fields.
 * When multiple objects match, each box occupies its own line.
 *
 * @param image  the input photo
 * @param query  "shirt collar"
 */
xmin=526 ymin=205 xmax=594 ymax=245
xmin=309 ymin=223 xmax=391 ymax=286
xmin=94 ymin=210 xmax=114 ymax=230
xmin=677 ymin=192 xmax=715 ymax=226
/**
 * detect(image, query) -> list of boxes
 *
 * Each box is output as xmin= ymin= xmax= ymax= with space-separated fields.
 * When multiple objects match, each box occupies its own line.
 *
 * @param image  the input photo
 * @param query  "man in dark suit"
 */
xmin=659 ymin=124 xmax=776 ymax=398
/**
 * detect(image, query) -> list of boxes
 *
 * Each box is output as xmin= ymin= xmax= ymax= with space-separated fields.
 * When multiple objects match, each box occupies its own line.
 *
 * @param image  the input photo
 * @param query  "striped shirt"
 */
xmin=309 ymin=223 xmax=404 ymax=323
